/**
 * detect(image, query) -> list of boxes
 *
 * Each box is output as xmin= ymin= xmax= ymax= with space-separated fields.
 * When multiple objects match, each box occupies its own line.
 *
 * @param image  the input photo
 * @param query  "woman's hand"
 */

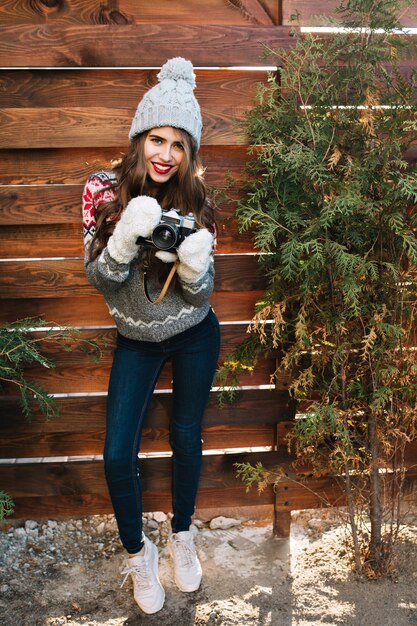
xmin=176 ymin=228 xmax=214 ymax=283
xmin=107 ymin=196 xmax=162 ymax=264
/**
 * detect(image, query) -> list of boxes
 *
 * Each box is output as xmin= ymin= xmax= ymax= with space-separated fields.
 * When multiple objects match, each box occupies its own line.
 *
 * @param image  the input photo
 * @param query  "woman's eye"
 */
xmin=174 ymin=143 xmax=184 ymax=150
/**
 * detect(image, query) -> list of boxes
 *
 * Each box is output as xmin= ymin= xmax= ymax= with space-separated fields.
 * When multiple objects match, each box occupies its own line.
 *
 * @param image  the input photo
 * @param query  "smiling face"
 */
xmin=143 ymin=126 xmax=186 ymax=184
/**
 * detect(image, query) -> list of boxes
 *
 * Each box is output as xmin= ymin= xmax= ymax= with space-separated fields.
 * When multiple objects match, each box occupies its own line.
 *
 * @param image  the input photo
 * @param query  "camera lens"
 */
xmin=152 ymin=224 xmax=178 ymax=250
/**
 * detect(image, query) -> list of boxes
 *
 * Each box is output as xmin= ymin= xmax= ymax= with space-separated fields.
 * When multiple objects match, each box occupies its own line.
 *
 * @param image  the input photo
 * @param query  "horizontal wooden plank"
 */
xmin=282 ymin=0 xmax=338 ymax=25
xmin=274 ymin=475 xmax=347 ymax=510
xmin=0 ymin=451 xmax=282 ymax=518
xmin=5 ymin=487 xmax=274 ymax=519
xmin=2 ymin=65 xmax=415 ymax=114
xmin=0 ymin=291 xmax=262 ymax=326
xmin=0 ymin=424 xmax=277 ymax=457
xmin=0 ymin=145 xmax=250 ymax=185
xmin=3 ymin=354 xmax=277 ymax=393
xmin=0 ymin=69 xmax=268 ymax=109
xmin=0 ymin=296 xmax=107 ymax=325
xmin=0 ymin=24 xmax=292 ymax=68
xmin=0 ymin=390 xmax=294 ymax=432
xmin=0 ymin=224 xmax=252 ymax=258
xmin=0 ymin=219 xmax=253 ymax=257
xmin=0 ymin=0 xmax=279 ymax=26
xmin=9 ymin=469 xmax=417 ymax=518
xmin=5 ymin=493 xmax=115 ymax=518
xmin=274 ymin=469 xmax=417 ymax=511
xmin=0 ymin=187 xmax=82 ymax=225
xmin=0 ymin=389 xmax=295 ymax=457
xmin=0 ymin=180 xmax=246 ymax=232
xmin=282 ymin=0 xmax=417 ymax=27
xmin=0 ymin=224 xmax=83 ymax=258
xmin=0 ymin=256 xmax=266 ymax=298
xmin=0 ymin=450 xmax=280 ymax=497
xmin=0 ymin=106 xmax=246 ymax=149
xmin=0 ymin=326 xmax=279 ymax=393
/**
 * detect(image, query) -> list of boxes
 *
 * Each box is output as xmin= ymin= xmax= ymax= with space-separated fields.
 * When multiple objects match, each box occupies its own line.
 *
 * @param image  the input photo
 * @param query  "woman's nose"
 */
xmin=159 ymin=144 xmax=172 ymax=162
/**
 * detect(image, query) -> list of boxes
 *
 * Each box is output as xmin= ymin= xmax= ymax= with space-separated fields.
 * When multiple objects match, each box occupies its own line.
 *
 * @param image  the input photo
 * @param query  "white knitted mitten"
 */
xmin=177 ymin=228 xmax=214 ymax=283
xmin=107 ymin=196 xmax=162 ymax=264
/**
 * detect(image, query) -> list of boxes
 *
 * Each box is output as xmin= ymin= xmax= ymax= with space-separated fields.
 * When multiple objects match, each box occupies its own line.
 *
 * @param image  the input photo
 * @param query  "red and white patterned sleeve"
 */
xmin=82 ymin=172 xmax=117 ymax=245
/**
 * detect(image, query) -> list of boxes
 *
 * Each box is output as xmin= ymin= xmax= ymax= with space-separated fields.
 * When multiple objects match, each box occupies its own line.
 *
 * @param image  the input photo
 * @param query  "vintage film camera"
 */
xmin=136 ymin=209 xmax=197 ymax=251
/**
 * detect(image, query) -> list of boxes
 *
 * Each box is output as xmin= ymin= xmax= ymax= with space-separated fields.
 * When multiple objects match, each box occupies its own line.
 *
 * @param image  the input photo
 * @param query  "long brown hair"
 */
xmin=88 ymin=129 xmax=216 ymax=281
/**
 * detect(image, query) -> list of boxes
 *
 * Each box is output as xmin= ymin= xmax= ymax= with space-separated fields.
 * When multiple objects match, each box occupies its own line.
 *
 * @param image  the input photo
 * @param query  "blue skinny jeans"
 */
xmin=103 ymin=308 xmax=220 ymax=554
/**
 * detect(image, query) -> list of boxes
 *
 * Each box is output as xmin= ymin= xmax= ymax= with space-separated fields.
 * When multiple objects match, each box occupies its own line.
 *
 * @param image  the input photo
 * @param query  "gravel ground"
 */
xmin=1 ymin=509 xmax=417 ymax=625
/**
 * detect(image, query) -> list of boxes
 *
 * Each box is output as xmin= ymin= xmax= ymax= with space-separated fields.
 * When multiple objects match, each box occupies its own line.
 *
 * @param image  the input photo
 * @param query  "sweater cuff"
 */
xmin=98 ymin=248 xmax=130 ymax=282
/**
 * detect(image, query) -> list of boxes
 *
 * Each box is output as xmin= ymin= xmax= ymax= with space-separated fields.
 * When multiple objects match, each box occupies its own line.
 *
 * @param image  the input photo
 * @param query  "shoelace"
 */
xmin=171 ymin=536 xmax=196 ymax=568
xmin=120 ymin=560 xmax=152 ymax=590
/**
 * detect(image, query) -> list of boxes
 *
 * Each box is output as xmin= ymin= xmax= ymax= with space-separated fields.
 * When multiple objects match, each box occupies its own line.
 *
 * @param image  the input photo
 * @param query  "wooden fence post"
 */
xmin=273 ymin=421 xmax=292 ymax=538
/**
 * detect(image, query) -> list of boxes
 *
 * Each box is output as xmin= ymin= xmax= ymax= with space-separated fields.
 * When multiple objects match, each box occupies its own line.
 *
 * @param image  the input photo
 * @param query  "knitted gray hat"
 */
xmin=129 ymin=57 xmax=203 ymax=148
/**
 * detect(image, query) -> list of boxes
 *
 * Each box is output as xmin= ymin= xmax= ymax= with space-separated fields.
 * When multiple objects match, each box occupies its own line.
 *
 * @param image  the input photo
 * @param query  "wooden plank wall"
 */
xmin=0 ymin=1 xmax=416 ymax=523
xmin=0 ymin=0 xmax=287 ymax=520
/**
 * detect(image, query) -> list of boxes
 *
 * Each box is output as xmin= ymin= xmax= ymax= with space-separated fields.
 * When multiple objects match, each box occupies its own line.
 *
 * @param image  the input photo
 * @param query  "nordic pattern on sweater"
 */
xmin=81 ymin=172 xmax=214 ymax=342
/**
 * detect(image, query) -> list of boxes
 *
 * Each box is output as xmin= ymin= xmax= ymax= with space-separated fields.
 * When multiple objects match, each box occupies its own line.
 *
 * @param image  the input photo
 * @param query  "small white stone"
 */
xmin=25 ymin=520 xmax=38 ymax=531
xmin=0 ymin=584 xmax=9 ymax=593
xmin=96 ymin=522 xmax=105 ymax=535
xmin=308 ymin=518 xmax=326 ymax=531
xmin=192 ymin=519 xmax=204 ymax=528
xmin=146 ymin=519 xmax=159 ymax=530
xmin=153 ymin=511 xmax=167 ymax=523
xmin=106 ymin=517 xmax=118 ymax=531
xmin=47 ymin=520 xmax=58 ymax=529
xmin=13 ymin=527 xmax=26 ymax=539
xmin=209 ymin=516 xmax=241 ymax=530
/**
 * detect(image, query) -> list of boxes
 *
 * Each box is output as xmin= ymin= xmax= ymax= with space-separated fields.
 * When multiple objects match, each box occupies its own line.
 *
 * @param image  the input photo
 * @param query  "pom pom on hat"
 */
xmin=157 ymin=57 xmax=196 ymax=89
xmin=129 ymin=56 xmax=202 ymax=147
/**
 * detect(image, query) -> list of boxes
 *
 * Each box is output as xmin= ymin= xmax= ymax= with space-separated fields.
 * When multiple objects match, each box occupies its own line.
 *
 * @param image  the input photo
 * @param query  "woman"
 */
xmin=81 ymin=58 xmax=220 ymax=614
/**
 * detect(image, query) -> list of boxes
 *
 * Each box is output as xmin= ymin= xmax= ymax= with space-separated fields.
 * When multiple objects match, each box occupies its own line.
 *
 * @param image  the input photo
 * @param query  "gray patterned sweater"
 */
xmin=82 ymin=171 xmax=214 ymax=342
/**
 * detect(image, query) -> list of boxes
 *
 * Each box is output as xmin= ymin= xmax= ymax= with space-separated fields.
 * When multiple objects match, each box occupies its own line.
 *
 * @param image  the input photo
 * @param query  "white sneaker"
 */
xmin=121 ymin=536 xmax=165 ymax=614
xmin=169 ymin=530 xmax=202 ymax=592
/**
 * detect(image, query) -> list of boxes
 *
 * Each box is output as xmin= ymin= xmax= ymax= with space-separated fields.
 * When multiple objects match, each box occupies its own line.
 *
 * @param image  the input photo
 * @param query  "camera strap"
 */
xmin=143 ymin=259 xmax=180 ymax=305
